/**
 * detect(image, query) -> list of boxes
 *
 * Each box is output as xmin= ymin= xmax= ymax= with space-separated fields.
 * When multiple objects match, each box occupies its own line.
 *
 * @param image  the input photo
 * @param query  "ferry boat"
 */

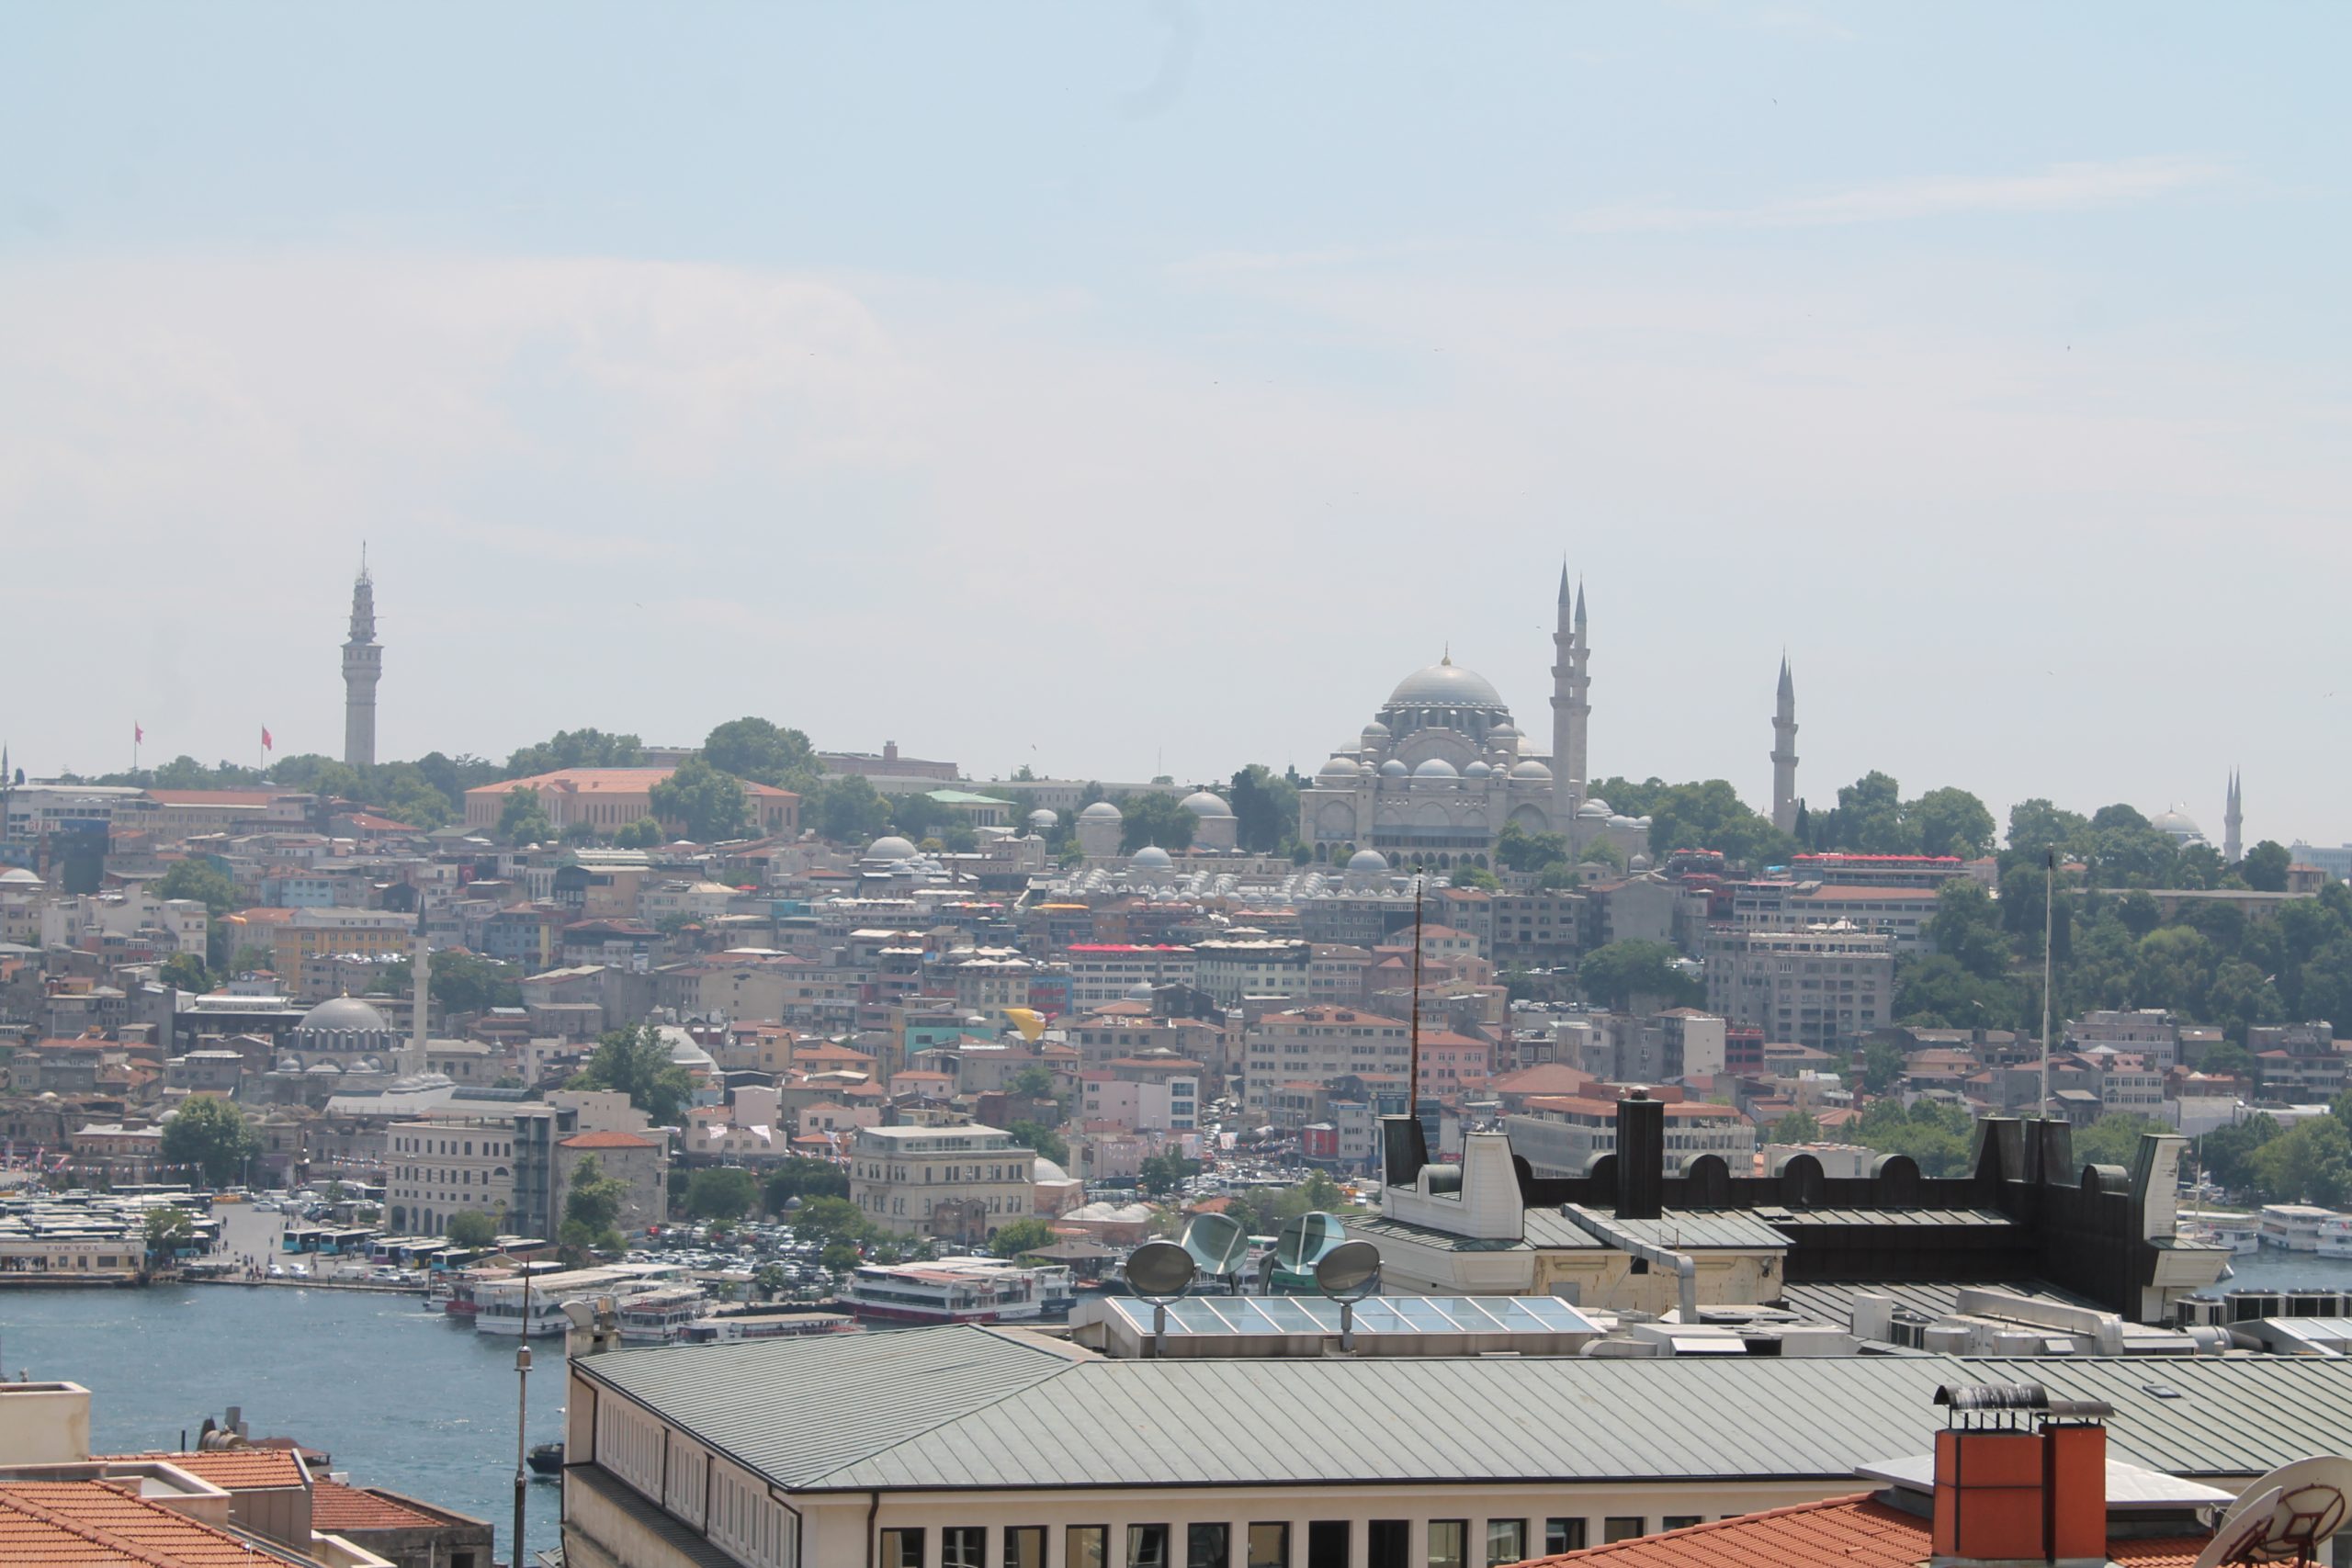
xmin=843 ymin=1259 xmax=1074 ymax=1325
xmin=2177 ymin=1210 xmax=2261 ymax=1255
xmin=616 ymin=1287 xmax=709 ymax=1345
xmin=474 ymin=1263 xmax=687 ymax=1336
xmin=2258 ymin=1203 xmax=2337 ymax=1252
xmin=681 ymin=1309 xmax=856 ymax=1344
xmin=2318 ymin=1217 xmax=2352 ymax=1258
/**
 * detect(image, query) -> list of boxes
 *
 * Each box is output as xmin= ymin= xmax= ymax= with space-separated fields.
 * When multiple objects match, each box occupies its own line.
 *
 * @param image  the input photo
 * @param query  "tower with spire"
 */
xmin=342 ymin=552 xmax=381 ymax=769
xmin=1771 ymin=656 xmax=1800 ymax=836
xmin=1550 ymin=566 xmax=1591 ymax=831
xmin=2224 ymin=771 xmax=2243 ymax=863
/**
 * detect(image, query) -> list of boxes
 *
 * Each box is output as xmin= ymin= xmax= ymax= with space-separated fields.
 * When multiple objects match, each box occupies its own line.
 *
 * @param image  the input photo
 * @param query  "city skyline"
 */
xmin=4 ymin=6 xmax=2346 ymax=839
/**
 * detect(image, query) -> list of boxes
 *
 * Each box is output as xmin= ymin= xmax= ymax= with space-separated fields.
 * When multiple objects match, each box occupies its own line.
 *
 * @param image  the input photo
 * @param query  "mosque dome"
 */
xmin=1387 ymin=660 xmax=1506 ymax=710
xmin=1131 ymin=845 xmax=1174 ymax=870
xmin=1489 ymin=723 xmax=1520 ymax=742
xmin=1360 ymin=720 xmax=1391 ymax=739
xmin=1609 ymin=815 xmax=1638 ymax=830
xmin=1509 ymin=760 xmax=1553 ymax=781
xmin=300 ymin=995 xmax=390 ymax=1033
xmin=2150 ymin=807 xmax=2205 ymax=841
xmin=1379 ymin=759 xmax=1409 ymax=778
xmin=1079 ymin=800 xmax=1124 ymax=822
xmin=1181 ymin=791 xmax=1233 ymax=818
xmin=1125 ymin=981 xmax=1157 ymax=1002
xmin=1025 ymin=808 xmax=1057 ymax=829
xmin=1033 ymin=1156 xmax=1071 ymax=1183
xmin=1630 ymin=852 xmax=1653 ymax=872
xmin=1584 ymin=796 xmax=1611 ymax=815
xmin=1318 ymin=756 xmax=1363 ymax=783
xmin=1464 ymin=761 xmax=1493 ymax=779
xmin=306 ymin=1060 xmax=343 ymax=1076
xmin=1346 ymin=849 xmax=1390 ymax=874
xmin=1413 ymin=758 xmax=1460 ymax=780
xmin=865 ymin=835 xmax=919 ymax=863
xmin=0 ymin=866 xmax=39 ymax=886
xmin=661 ymin=1028 xmax=717 ymax=1069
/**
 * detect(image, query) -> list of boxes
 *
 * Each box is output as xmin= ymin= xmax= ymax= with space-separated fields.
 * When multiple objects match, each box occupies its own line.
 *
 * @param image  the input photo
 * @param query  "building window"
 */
xmin=1007 ymin=1528 xmax=1046 ymax=1568
xmin=1427 ymin=1520 xmax=1466 ymax=1568
xmin=1306 ymin=1521 xmax=1350 ymax=1568
xmin=880 ymin=1529 xmax=923 ymax=1568
xmin=1603 ymin=1518 xmax=1645 ymax=1543
xmin=1187 ymin=1523 xmax=1230 ymax=1567
xmin=1129 ymin=1524 xmax=1171 ymax=1568
xmin=943 ymin=1527 xmax=985 ymax=1568
xmin=1544 ymin=1520 xmax=1586 ymax=1554
xmin=1483 ymin=1521 xmax=1525 ymax=1566
xmin=1246 ymin=1524 xmax=1288 ymax=1567
xmin=1369 ymin=1520 xmax=1410 ymax=1568
xmin=1660 ymin=1517 xmax=1702 ymax=1533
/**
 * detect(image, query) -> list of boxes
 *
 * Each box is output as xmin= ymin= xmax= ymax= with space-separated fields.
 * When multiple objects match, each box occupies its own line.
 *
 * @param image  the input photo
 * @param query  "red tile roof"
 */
xmin=1510 ymin=1494 xmax=2204 ymax=1568
xmin=0 ymin=1480 xmax=285 ymax=1566
xmin=98 ymin=1449 xmax=304 ymax=1489
xmin=310 ymin=1479 xmax=440 ymax=1532
xmin=560 ymin=1130 xmax=656 ymax=1150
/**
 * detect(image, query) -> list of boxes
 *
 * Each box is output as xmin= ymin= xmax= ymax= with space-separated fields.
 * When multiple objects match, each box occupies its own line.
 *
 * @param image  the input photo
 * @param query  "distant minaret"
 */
xmin=2224 ymin=770 xmax=2243 ymax=863
xmin=1771 ymin=656 xmax=1800 ymax=836
xmin=342 ymin=552 xmax=381 ymax=769
xmin=1550 ymin=566 xmax=1592 ymax=830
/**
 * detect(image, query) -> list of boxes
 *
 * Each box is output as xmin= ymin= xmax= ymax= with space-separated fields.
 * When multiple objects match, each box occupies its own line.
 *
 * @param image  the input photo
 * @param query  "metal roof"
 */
xmin=1778 ymin=1279 xmax=2093 ymax=1324
xmin=593 ymin=1326 xmax=2352 ymax=1495
xmin=1769 ymin=1207 xmax=2016 ymax=1229
xmin=1566 ymin=1206 xmax=1792 ymax=1251
xmin=1353 ymin=1214 xmax=1543 ymax=1253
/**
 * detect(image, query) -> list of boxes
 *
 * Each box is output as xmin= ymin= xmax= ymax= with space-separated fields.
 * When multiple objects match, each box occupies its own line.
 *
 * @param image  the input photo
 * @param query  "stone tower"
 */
xmin=1771 ymin=656 xmax=1800 ymax=836
xmin=2224 ymin=770 xmax=2243 ymax=863
xmin=343 ymin=555 xmax=381 ymax=769
xmin=1550 ymin=567 xmax=1590 ymax=830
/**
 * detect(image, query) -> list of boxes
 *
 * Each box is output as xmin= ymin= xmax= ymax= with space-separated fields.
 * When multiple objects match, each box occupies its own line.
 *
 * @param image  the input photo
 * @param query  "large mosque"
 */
xmin=1295 ymin=570 xmax=1777 ymax=872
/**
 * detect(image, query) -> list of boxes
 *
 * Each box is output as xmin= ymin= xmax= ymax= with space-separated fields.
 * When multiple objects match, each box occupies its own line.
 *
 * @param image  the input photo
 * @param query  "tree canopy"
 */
xmin=498 ymin=786 xmax=556 ymax=845
xmin=447 ymin=1209 xmax=499 ymax=1247
xmin=506 ymin=728 xmax=643 ymax=776
xmin=560 ymin=1155 xmax=629 ymax=1258
xmin=1577 ymin=940 xmax=1703 ymax=1010
xmin=154 ymin=859 xmax=241 ymax=916
xmin=1228 ymin=765 xmax=1301 ymax=854
xmin=988 ymin=1216 xmax=1060 ymax=1258
xmin=700 ymin=716 xmax=818 ymax=789
xmin=569 ymin=1024 xmax=696 ymax=1126
xmin=649 ymin=757 xmax=752 ymax=842
xmin=1117 ymin=792 xmax=1196 ymax=854
xmin=686 ymin=1167 xmax=760 ymax=1224
xmin=160 ymin=1097 xmax=260 ymax=1187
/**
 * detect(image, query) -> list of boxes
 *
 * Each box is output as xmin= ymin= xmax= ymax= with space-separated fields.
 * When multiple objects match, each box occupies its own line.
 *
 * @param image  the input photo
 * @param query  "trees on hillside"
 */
xmin=506 ymin=728 xmax=643 ymax=776
xmin=1577 ymin=941 xmax=1703 ymax=1010
xmin=649 ymin=757 xmax=752 ymax=841
xmin=161 ymin=1098 xmax=260 ymax=1187
xmin=560 ymin=1156 xmax=629 ymax=1259
xmin=569 ymin=1025 xmax=695 ymax=1127
xmin=1228 ymin=765 xmax=1301 ymax=854
xmin=498 ymin=786 xmax=555 ymax=844
xmin=701 ymin=716 xmax=817 ymax=788
xmin=1118 ymin=792 xmax=1196 ymax=854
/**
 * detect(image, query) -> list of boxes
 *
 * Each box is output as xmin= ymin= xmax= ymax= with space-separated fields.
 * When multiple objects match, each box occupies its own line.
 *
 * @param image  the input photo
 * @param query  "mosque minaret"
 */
xmin=343 ymin=553 xmax=382 ymax=769
xmin=1771 ymin=656 xmax=1800 ymax=836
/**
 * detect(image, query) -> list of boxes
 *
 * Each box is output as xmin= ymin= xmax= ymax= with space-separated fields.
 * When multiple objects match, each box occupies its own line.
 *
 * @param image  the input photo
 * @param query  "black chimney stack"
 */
xmin=1617 ymin=1089 xmax=1664 ymax=1220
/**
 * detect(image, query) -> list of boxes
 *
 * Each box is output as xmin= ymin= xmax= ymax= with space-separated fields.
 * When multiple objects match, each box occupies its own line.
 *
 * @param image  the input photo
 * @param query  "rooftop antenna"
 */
xmin=513 ymin=1266 xmax=531 ymax=1568
xmin=1408 ymin=872 xmax=1426 ymax=1131
xmin=1124 ymin=1239 xmax=1196 ymax=1358
xmin=2189 ymin=1453 xmax=2352 ymax=1568
xmin=1315 ymin=1239 xmax=1382 ymax=1352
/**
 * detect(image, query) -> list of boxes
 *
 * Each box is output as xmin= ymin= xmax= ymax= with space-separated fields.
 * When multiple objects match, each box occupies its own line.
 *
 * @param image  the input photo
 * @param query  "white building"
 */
xmin=1703 ymin=923 xmax=1894 ymax=1052
xmin=848 ymin=1124 xmax=1034 ymax=1241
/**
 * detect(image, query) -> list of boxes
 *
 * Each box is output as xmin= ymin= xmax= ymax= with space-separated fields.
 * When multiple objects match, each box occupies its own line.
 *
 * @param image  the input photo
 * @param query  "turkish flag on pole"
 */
xmin=134 ymin=723 xmax=143 ymax=743
xmin=261 ymin=726 xmax=274 ymax=751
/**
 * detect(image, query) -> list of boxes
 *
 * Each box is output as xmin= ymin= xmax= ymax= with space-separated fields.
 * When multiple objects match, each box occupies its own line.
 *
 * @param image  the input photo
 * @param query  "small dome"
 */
xmin=1346 ymin=849 xmax=1390 ymax=874
xmin=1577 ymin=799 xmax=1610 ymax=818
xmin=1032 ymin=1155 xmax=1071 ymax=1183
xmin=1131 ymin=845 xmax=1174 ymax=869
xmin=865 ymin=834 xmax=919 ymax=862
xmin=300 ymin=995 xmax=390 ymax=1033
xmin=1464 ymin=761 xmax=1493 ymax=779
xmin=1630 ymin=852 xmax=1653 ymax=872
xmin=2151 ymin=808 xmax=2204 ymax=840
xmin=307 ymin=1060 xmax=343 ymax=1075
xmin=1489 ymin=723 xmax=1520 ymax=741
xmin=1413 ymin=758 xmax=1459 ymax=779
xmin=661 ymin=1027 xmax=716 ymax=1068
xmin=1387 ymin=660 xmax=1506 ymax=709
xmin=1125 ymin=981 xmax=1157 ymax=1002
xmin=1360 ymin=720 xmax=1391 ymax=739
xmin=1583 ymin=796 xmax=1611 ymax=815
xmin=0 ymin=866 xmax=40 ymax=886
xmin=1025 ymin=808 xmax=1057 ymax=829
xmin=1079 ymin=801 xmax=1124 ymax=822
xmin=1509 ymin=760 xmax=1553 ymax=781
xmin=1636 ymin=815 xmax=1653 ymax=827
xmin=1180 ymin=791 xmax=1233 ymax=818
xmin=1317 ymin=756 xmax=1362 ymax=783
xmin=1379 ymin=760 xmax=1409 ymax=778
xmin=277 ymin=1056 xmax=302 ymax=1073
xmin=1609 ymin=814 xmax=1638 ymax=829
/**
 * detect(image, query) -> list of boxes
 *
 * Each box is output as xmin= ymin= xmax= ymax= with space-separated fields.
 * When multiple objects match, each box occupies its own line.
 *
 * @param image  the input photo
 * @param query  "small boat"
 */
xmin=526 ymin=1441 xmax=564 ymax=1476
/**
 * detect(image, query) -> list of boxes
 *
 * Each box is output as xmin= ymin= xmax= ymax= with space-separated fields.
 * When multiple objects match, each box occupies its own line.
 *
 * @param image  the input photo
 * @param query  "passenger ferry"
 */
xmin=2258 ymin=1203 xmax=2338 ymax=1251
xmin=843 ymin=1259 xmax=1074 ymax=1325
xmin=681 ymin=1309 xmax=856 ymax=1344
xmin=2318 ymin=1216 xmax=2352 ymax=1258
xmin=2177 ymin=1210 xmax=2261 ymax=1255
xmin=474 ymin=1263 xmax=686 ymax=1336
xmin=616 ymin=1287 xmax=710 ymax=1344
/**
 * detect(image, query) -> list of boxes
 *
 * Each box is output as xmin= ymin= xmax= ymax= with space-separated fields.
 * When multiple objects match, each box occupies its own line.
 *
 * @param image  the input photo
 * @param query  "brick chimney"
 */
xmin=1930 ymin=1382 xmax=2110 ymax=1566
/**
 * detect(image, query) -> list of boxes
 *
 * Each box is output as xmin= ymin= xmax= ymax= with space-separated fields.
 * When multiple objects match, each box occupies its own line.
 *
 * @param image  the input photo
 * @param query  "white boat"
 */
xmin=2178 ymin=1210 xmax=2261 ymax=1255
xmin=844 ymin=1259 xmax=1074 ymax=1325
xmin=2259 ymin=1204 xmax=2337 ymax=1252
xmin=682 ymin=1309 xmax=855 ymax=1343
xmin=2319 ymin=1217 xmax=2352 ymax=1258
xmin=474 ymin=1263 xmax=687 ymax=1336
xmin=616 ymin=1287 xmax=709 ymax=1344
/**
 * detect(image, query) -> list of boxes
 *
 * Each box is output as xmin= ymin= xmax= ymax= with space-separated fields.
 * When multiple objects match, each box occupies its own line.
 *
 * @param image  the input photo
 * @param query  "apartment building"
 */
xmin=1190 ymin=938 xmax=1313 ymax=1005
xmin=1503 ymin=1093 xmax=1756 ymax=1178
xmin=1703 ymin=924 xmax=1894 ymax=1052
xmin=1242 ymin=1006 xmax=1488 ymax=1113
xmin=848 ymin=1123 xmax=1033 ymax=1241
xmin=1060 ymin=943 xmax=1197 ymax=1007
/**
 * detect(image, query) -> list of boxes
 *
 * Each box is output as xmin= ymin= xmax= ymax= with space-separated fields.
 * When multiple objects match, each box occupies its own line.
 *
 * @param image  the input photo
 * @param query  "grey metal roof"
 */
xmin=606 ymin=1327 xmax=2352 ymax=1495
xmin=1352 ymin=1214 xmax=1538 ymax=1254
xmin=1777 ymin=1279 xmax=2093 ymax=1324
xmin=579 ymin=1324 xmax=1074 ymax=1488
xmin=1768 ymin=1207 xmax=2016 ymax=1229
xmin=1517 ymin=1209 xmax=1604 ymax=1250
xmin=1566 ymin=1206 xmax=1792 ymax=1251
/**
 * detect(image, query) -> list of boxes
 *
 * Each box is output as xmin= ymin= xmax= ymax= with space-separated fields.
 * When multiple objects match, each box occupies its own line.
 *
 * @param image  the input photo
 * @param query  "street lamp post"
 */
xmin=513 ymin=1265 xmax=531 ymax=1568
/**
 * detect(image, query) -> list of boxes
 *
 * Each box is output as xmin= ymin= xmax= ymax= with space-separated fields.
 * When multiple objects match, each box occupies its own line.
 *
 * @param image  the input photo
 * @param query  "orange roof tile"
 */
xmin=97 ymin=1450 xmax=304 ymax=1490
xmin=560 ymin=1129 xmax=655 ymax=1150
xmin=0 ymin=1480 xmax=288 ymax=1566
xmin=1510 ymin=1495 xmax=2204 ymax=1568
xmin=309 ymin=1479 xmax=439 ymax=1533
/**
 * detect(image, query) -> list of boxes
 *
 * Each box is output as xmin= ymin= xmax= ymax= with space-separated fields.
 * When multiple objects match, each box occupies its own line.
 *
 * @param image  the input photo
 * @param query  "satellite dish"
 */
xmin=1181 ymin=1213 xmax=1249 ymax=1285
xmin=1314 ymin=1239 xmax=1381 ymax=1299
xmin=2194 ymin=1456 xmax=2352 ymax=1567
xmin=1125 ymin=1240 xmax=1197 ymax=1301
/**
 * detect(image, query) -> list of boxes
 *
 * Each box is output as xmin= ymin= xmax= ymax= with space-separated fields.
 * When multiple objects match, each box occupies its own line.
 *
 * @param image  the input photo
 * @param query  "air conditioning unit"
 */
xmin=2174 ymin=1297 xmax=2227 ymax=1328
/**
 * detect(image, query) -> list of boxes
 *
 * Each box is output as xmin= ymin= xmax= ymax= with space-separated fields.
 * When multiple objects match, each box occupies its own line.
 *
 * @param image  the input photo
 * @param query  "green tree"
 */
xmin=1929 ymin=881 xmax=2010 ymax=979
xmin=1452 ymin=865 xmax=1501 ymax=891
xmin=988 ymin=1216 xmax=1059 ymax=1258
xmin=2241 ymin=840 xmax=2292 ymax=893
xmin=1643 ymin=779 xmax=1793 ymax=867
xmin=447 ymin=1209 xmax=500 ymax=1247
xmin=1012 ymin=1064 xmax=1059 ymax=1101
xmin=154 ymin=859 xmax=240 ymax=916
xmin=1859 ymin=1040 xmax=1907 ymax=1095
xmin=790 ymin=1195 xmax=873 ymax=1245
xmin=158 ymin=952 xmax=215 ymax=994
xmin=1578 ymin=839 xmax=1627 ymax=874
xmin=569 ymin=1024 xmax=696 ymax=1126
xmin=615 ymin=816 xmax=664 ymax=849
xmin=820 ymin=1238 xmax=863 ymax=1274
xmin=650 ymin=757 xmax=752 ymax=842
xmin=2255 ymin=1115 xmax=2352 ymax=1207
xmin=505 ymin=728 xmax=644 ymax=776
xmin=1893 ymin=954 xmax=2024 ymax=1031
xmin=1117 ymin=792 xmax=1197 ymax=854
xmin=2197 ymin=1115 xmax=2278 ymax=1196
xmin=701 ymin=716 xmax=817 ymax=788
xmin=1815 ymin=771 xmax=1914 ymax=854
xmin=814 ymin=775 xmax=892 ymax=845
xmin=1006 ymin=1120 xmax=1069 ymax=1166
xmin=160 ymin=1097 xmax=260 ymax=1187
xmin=1770 ymin=1109 xmax=1822 ymax=1144
xmin=1227 ymin=764 xmax=1301 ymax=854
xmin=1577 ymin=941 xmax=1703 ymax=1010
xmin=368 ymin=951 xmax=523 ymax=1014
xmin=498 ymin=786 xmax=556 ymax=845
xmin=1910 ymin=786 xmax=1996 ymax=860
xmin=1138 ymin=1151 xmax=1200 ymax=1195
xmin=1587 ymin=776 xmax=1669 ymax=818
xmin=1494 ymin=822 xmax=1570 ymax=874
xmin=560 ymin=1154 xmax=630 ymax=1259
xmin=143 ymin=1207 xmax=194 ymax=1269
xmin=2004 ymin=798 xmax=2089 ymax=869
xmin=763 ymin=1157 xmax=849 ymax=1213
xmin=2075 ymin=1113 xmax=2165 ymax=1169
xmin=686 ymin=1167 xmax=760 ymax=1224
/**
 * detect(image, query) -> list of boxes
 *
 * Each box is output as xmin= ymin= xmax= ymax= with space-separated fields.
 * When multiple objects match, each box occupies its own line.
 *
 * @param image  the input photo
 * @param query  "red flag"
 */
xmin=261 ymin=726 xmax=274 ymax=751
xmin=135 ymin=723 xmax=143 ymax=743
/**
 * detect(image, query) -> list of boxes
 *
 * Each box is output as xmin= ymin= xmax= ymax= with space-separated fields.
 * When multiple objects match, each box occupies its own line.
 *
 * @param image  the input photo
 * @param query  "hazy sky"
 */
xmin=4 ymin=6 xmax=2345 ymax=845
